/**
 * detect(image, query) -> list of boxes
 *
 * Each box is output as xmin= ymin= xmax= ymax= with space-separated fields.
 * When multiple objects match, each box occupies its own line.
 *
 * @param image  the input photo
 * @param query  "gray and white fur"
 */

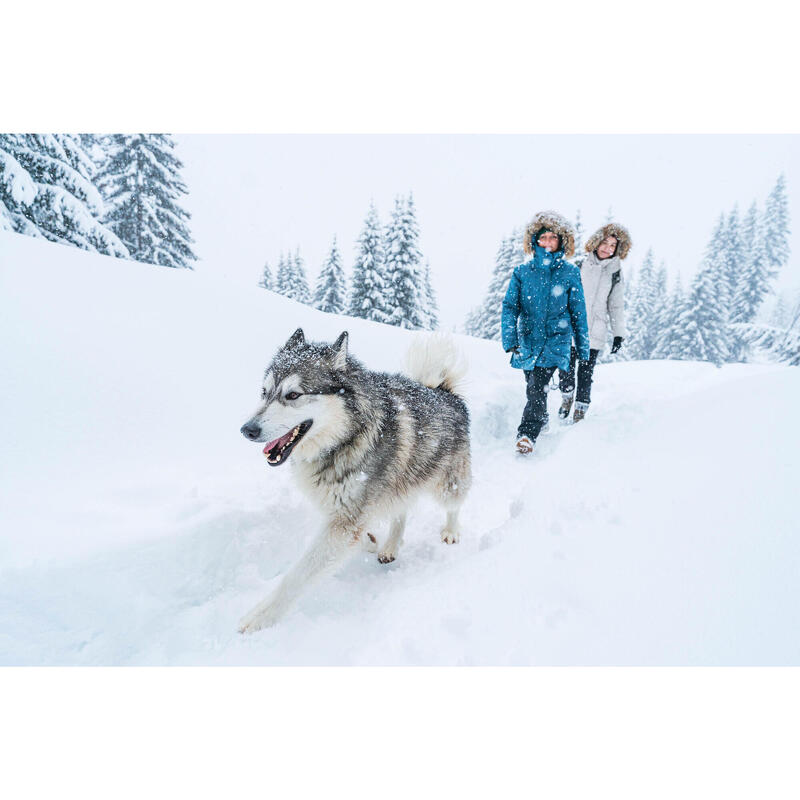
xmin=238 ymin=328 xmax=472 ymax=632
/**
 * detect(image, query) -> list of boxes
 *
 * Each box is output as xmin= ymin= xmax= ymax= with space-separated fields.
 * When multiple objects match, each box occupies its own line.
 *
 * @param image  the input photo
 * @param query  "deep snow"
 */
xmin=1 ymin=231 xmax=798 ymax=665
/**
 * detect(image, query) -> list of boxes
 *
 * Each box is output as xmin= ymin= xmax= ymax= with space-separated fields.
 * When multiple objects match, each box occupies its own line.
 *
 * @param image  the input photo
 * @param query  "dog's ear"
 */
xmin=284 ymin=328 xmax=305 ymax=350
xmin=331 ymin=331 xmax=348 ymax=369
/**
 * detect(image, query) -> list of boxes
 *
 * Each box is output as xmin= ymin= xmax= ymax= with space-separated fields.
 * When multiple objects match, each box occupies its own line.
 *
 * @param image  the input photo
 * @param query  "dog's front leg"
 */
xmin=238 ymin=521 xmax=359 ymax=633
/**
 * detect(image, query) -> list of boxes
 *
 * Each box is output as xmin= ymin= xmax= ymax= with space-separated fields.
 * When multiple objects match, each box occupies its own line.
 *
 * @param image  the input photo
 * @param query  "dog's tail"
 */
xmin=403 ymin=333 xmax=468 ymax=396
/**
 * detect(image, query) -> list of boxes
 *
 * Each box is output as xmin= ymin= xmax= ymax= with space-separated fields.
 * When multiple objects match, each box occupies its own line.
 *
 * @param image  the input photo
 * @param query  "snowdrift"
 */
xmin=1 ymin=231 xmax=798 ymax=665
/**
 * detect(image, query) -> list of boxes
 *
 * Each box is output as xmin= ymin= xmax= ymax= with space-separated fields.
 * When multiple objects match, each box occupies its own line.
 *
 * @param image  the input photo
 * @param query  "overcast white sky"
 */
xmin=176 ymin=135 xmax=799 ymax=330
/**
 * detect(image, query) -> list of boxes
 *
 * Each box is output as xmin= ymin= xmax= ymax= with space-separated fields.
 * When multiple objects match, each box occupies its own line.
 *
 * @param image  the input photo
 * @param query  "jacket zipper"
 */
xmin=537 ymin=255 xmax=557 ymax=365
xmin=590 ymin=256 xmax=606 ymax=321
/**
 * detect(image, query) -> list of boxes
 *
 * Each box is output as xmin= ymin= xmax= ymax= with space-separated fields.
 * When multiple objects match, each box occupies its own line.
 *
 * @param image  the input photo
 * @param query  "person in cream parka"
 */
xmin=558 ymin=222 xmax=631 ymax=422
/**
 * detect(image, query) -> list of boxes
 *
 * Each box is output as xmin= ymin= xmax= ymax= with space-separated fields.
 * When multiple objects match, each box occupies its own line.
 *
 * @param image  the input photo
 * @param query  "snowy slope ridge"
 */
xmin=1 ymin=231 xmax=798 ymax=665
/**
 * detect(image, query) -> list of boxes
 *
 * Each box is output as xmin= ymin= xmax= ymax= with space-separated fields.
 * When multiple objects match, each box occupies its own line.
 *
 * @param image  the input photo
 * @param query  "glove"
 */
xmin=506 ymin=346 xmax=520 ymax=355
xmin=611 ymin=336 xmax=624 ymax=354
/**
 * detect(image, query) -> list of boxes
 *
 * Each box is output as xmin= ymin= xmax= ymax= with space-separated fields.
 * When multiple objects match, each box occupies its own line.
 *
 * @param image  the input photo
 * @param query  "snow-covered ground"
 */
xmin=1 ymin=231 xmax=798 ymax=665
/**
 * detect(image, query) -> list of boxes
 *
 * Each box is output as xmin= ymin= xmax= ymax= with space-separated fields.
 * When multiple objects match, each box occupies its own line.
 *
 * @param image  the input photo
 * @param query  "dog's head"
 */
xmin=240 ymin=328 xmax=353 ymax=466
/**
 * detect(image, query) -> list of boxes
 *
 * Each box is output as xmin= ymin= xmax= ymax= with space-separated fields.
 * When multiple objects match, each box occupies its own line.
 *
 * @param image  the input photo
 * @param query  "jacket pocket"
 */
xmin=547 ymin=317 xmax=572 ymax=337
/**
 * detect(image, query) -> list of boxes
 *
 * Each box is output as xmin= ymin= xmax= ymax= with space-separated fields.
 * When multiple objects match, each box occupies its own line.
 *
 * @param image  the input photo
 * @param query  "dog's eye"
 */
xmin=285 ymin=391 xmax=301 ymax=401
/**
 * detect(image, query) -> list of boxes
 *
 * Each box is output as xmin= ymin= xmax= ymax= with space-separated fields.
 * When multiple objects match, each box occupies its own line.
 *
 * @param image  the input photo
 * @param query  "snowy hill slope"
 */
xmin=1 ymin=231 xmax=799 ymax=665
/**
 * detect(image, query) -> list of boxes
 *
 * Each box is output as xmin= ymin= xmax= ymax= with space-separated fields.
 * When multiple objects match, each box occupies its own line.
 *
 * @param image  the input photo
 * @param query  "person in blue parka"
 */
xmin=502 ymin=210 xmax=590 ymax=455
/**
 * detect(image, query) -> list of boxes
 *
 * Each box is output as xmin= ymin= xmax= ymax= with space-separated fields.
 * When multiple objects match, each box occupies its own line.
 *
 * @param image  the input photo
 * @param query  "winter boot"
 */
xmin=558 ymin=393 xmax=574 ymax=420
xmin=573 ymin=401 xmax=589 ymax=423
xmin=515 ymin=435 xmax=534 ymax=455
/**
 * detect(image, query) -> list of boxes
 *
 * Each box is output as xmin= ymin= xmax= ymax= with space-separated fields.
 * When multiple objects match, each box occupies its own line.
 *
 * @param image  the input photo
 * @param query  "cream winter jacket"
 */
xmin=580 ymin=251 xmax=626 ymax=350
xmin=580 ymin=222 xmax=632 ymax=350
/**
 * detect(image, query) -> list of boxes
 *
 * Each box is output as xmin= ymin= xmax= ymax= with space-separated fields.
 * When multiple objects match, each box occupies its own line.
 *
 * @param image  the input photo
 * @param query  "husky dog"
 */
xmin=238 ymin=328 xmax=472 ymax=632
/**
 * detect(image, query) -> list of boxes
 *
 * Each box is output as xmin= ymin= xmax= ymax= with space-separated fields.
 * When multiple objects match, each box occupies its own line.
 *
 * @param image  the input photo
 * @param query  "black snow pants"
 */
xmin=558 ymin=347 xmax=599 ymax=404
xmin=518 ymin=366 xmax=557 ymax=442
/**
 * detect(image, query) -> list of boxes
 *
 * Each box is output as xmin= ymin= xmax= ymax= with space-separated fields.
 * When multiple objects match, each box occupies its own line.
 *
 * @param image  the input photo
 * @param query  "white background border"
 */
xmin=2 ymin=1 xmax=798 ymax=797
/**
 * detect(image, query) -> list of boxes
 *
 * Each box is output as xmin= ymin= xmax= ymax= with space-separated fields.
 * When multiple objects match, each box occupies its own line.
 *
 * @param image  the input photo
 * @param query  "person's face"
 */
xmin=537 ymin=231 xmax=560 ymax=252
xmin=597 ymin=236 xmax=618 ymax=259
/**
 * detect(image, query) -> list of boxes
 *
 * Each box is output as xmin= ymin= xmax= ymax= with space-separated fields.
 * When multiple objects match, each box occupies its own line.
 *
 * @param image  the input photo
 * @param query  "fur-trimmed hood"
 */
xmin=585 ymin=222 xmax=632 ymax=260
xmin=523 ymin=211 xmax=576 ymax=258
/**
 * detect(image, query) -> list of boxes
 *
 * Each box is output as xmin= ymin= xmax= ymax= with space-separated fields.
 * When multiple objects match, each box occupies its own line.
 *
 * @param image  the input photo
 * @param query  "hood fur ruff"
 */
xmin=523 ymin=211 xmax=576 ymax=258
xmin=585 ymin=222 xmax=632 ymax=260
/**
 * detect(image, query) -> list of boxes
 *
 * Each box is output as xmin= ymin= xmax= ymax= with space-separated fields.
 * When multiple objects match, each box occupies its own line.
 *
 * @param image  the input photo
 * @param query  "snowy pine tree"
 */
xmin=625 ymin=248 xmax=659 ymax=359
xmin=0 ymin=134 xmax=127 ymax=255
xmin=573 ymin=209 xmax=586 ymax=267
xmin=0 ymin=140 xmax=37 ymax=235
xmin=652 ymin=273 xmax=686 ymax=359
xmin=722 ymin=205 xmax=746 ymax=309
xmin=733 ymin=300 xmax=800 ymax=366
xmin=733 ymin=201 xmax=771 ymax=324
xmin=349 ymin=201 xmax=390 ymax=323
xmin=763 ymin=173 xmax=790 ymax=273
xmin=771 ymin=293 xmax=789 ymax=328
xmin=704 ymin=213 xmax=731 ymax=310
xmin=422 ymin=260 xmax=439 ymax=330
xmin=729 ymin=201 xmax=775 ymax=360
xmin=647 ymin=260 xmax=669 ymax=356
xmin=313 ymin=237 xmax=347 ymax=314
xmin=78 ymin=134 xmax=106 ymax=173
xmin=275 ymin=249 xmax=311 ymax=304
xmin=258 ymin=260 xmax=274 ymax=291
xmin=465 ymin=228 xmax=524 ymax=341
xmin=95 ymin=134 xmax=196 ymax=268
xmin=277 ymin=252 xmax=295 ymax=299
xmin=384 ymin=194 xmax=425 ymax=329
xmin=673 ymin=262 xmax=730 ymax=366
xmin=382 ymin=197 xmax=404 ymax=324
xmin=698 ymin=214 xmax=733 ymax=359
xmin=272 ymin=253 xmax=288 ymax=296
xmin=463 ymin=306 xmax=483 ymax=337
xmin=666 ymin=281 xmax=697 ymax=362
xmin=291 ymin=248 xmax=311 ymax=304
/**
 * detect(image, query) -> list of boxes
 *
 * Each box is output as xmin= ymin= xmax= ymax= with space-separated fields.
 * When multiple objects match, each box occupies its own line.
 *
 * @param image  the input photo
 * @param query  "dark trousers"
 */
xmin=558 ymin=347 xmax=599 ymax=404
xmin=518 ymin=366 xmax=557 ymax=441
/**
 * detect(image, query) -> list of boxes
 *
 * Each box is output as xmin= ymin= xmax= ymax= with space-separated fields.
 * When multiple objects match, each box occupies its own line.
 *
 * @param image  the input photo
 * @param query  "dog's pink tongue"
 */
xmin=263 ymin=429 xmax=293 ymax=455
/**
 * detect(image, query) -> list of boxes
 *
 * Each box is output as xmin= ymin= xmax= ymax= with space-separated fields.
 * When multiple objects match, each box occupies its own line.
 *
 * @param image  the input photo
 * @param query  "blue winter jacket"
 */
xmin=501 ymin=245 xmax=591 ymax=371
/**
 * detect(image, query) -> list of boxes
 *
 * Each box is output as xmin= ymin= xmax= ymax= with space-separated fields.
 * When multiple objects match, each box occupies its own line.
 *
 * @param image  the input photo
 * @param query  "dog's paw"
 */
xmin=377 ymin=551 xmax=396 ymax=564
xmin=441 ymin=529 xmax=460 ymax=545
xmin=238 ymin=618 xmax=261 ymax=635
xmin=238 ymin=604 xmax=281 ymax=634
